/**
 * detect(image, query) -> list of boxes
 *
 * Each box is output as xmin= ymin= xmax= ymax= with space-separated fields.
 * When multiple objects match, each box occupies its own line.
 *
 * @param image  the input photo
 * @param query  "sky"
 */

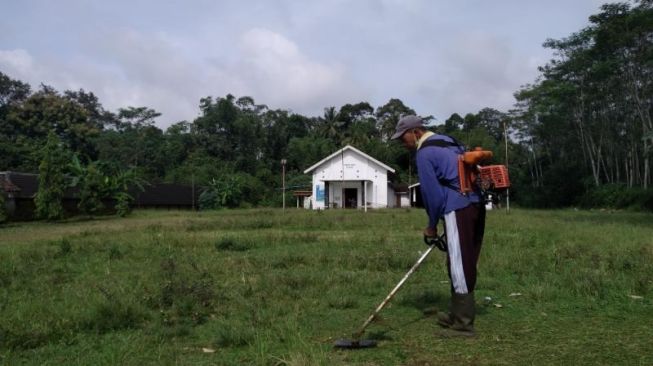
xmin=0 ymin=0 xmax=608 ymax=128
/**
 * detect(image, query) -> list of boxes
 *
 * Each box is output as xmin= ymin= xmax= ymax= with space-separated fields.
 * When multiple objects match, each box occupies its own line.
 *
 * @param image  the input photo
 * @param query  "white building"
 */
xmin=303 ymin=145 xmax=397 ymax=210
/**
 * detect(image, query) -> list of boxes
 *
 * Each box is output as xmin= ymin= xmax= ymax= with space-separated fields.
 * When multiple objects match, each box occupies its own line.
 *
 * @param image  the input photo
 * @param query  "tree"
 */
xmin=69 ymin=156 xmax=108 ymax=216
xmin=0 ymin=71 xmax=30 ymax=111
xmin=107 ymin=168 xmax=148 ymax=217
xmin=287 ymin=136 xmax=335 ymax=172
xmin=317 ymin=106 xmax=345 ymax=143
xmin=462 ymin=113 xmax=479 ymax=132
xmin=64 ymin=89 xmax=117 ymax=131
xmin=34 ymin=132 xmax=69 ymax=220
xmin=0 ymin=72 xmax=32 ymax=171
xmin=338 ymin=102 xmax=377 ymax=146
xmin=199 ymin=174 xmax=250 ymax=209
xmin=442 ymin=113 xmax=464 ymax=133
xmin=512 ymin=0 xmax=653 ymax=206
xmin=5 ymin=85 xmax=102 ymax=169
xmin=476 ymin=108 xmax=508 ymax=143
xmin=96 ymin=107 xmax=167 ymax=180
xmin=375 ymin=99 xmax=416 ymax=140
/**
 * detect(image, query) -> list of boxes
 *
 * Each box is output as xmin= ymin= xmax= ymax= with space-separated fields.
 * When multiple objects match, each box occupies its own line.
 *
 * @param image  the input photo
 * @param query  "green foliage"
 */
xmin=199 ymin=173 xmax=262 ymax=209
xmin=513 ymin=1 xmax=653 ymax=198
xmin=78 ymin=162 xmax=107 ymax=215
xmin=579 ymin=184 xmax=653 ymax=210
xmin=375 ymin=98 xmax=416 ymax=140
xmin=114 ymin=192 xmax=133 ymax=217
xmin=34 ymin=132 xmax=69 ymax=220
xmin=69 ymin=155 xmax=146 ymax=217
xmin=107 ymin=169 xmax=147 ymax=217
xmin=286 ymin=136 xmax=335 ymax=171
xmin=515 ymin=158 xmax=587 ymax=208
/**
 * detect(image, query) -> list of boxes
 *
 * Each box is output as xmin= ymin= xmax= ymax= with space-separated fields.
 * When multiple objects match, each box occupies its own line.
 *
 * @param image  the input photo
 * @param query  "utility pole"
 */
xmin=281 ymin=159 xmax=287 ymax=212
xmin=504 ymin=120 xmax=510 ymax=213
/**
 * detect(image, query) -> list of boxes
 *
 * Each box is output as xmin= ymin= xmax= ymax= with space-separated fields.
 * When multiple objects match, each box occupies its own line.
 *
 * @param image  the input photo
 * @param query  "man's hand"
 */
xmin=423 ymin=226 xmax=437 ymax=238
xmin=423 ymin=226 xmax=447 ymax=252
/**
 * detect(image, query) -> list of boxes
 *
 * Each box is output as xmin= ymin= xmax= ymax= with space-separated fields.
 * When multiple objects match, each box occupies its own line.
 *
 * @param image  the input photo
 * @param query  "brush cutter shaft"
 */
xmin=355 ymin=244 xmax=437 ymax=338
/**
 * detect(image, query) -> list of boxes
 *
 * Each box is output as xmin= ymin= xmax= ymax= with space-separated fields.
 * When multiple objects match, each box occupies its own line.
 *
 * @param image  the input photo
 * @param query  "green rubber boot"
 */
xmin=436 ymin=311 xmax=453 ymax=328
xmin=438 ymin=292 xmax=476 ymax=338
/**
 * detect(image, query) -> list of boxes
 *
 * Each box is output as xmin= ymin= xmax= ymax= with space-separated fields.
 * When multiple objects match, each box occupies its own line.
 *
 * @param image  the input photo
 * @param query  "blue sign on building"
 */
xmin=316 ymin=184 xmax=325 ymax=202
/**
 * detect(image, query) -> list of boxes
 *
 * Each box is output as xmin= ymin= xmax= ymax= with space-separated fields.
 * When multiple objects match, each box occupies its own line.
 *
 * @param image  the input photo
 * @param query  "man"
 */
xmin=391 ymin=115 xmax=486 ymax=337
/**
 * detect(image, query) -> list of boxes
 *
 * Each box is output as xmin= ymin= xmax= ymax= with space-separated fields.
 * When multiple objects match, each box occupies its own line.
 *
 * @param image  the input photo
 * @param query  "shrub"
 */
xmin=35 ymin=132 xmax=69 ymax=220
xmin=199 ymin=173 xmax=266 ymax=210
xmin=83 ymin=302 xmax=147 ymax=334
xmin=214 ymin=237 xmax=251 ymax=251
xmin=151 ymin=258 xmax=217 ymax=328
xmin=578 ymin=184 xmax=653 ymax=211
xmin=114 ymin=192 xmax=133 ymax=217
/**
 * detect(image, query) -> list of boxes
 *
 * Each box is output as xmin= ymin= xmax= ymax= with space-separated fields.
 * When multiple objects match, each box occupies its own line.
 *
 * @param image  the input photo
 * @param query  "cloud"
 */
xmin=418 ymin=32 xmax=541 ymax=118
xmin=0 ymin=49 xmax=35 ymax=77
xmin=1 ymin=27 xmax=362 ymax=127
xmin=2 ymin=0 xmax=605 ymax=127
xmin=232 ymin=28 xmax=359 ymax=113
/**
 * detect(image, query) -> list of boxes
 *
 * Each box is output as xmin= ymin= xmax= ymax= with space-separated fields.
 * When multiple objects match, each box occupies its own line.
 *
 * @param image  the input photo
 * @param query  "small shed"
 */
xmin=303 ymin=145 xmax=395 ymax=210
xmin=409 ymin=183 xmax=424 ymax=208
xmin=392 ymin=183 xmax=411 ymax=208
xmin=292 ymin=190 xmax=312 ymax=209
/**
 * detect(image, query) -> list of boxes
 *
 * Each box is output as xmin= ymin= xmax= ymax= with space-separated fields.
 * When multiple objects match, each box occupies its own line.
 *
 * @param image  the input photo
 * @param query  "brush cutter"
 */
xmin=334 ymin=233 xmax=446 ymax=349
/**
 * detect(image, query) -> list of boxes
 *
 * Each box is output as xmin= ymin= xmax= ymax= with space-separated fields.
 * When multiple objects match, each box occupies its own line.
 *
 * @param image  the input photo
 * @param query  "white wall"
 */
xmin=309 ymin=149 xmax=390 ymax=209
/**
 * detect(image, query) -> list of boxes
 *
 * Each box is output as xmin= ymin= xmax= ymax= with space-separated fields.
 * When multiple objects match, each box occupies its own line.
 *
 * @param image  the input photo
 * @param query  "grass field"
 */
xmin=0 ymin=208 xmax=652 ymax=365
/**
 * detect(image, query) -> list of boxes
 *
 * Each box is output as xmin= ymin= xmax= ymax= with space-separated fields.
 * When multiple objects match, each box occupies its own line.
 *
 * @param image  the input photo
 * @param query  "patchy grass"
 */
xmin=0 ymin=208 xmax=652 ymax=365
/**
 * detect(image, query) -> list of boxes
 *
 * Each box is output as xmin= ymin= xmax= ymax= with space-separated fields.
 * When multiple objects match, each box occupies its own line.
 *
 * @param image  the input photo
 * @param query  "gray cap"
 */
xmin=390 ymin=115 xmax=424 ymax=140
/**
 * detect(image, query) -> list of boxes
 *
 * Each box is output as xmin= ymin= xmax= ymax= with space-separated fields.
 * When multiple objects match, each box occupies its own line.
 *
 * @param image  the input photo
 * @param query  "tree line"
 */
xmin=513 ymin=0 xmax=652 ymax=208
xmin=0 ymin=1 xmax=651 ymax=219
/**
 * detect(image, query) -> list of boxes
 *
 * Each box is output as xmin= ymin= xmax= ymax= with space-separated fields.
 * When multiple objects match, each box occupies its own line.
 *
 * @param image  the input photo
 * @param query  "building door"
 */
xmin=344 ymin=188 xmax=357 ymax=208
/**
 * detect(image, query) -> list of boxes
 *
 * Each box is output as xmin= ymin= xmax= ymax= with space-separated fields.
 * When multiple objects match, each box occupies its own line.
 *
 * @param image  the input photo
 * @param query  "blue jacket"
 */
xmin=417 ymin=134 xmax=482 ymax=229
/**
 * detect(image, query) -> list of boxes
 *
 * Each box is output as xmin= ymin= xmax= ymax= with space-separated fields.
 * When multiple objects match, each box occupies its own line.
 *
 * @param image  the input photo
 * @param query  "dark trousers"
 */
xmin=443 ymin=203 xmax=486 ymax=294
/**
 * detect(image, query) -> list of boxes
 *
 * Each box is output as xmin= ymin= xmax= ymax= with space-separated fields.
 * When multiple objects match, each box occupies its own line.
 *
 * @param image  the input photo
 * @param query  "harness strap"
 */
xmin=417 ymin=136 xmax=464 ymax=193
xmin=419 ymin=139 xmax=461 ymax=150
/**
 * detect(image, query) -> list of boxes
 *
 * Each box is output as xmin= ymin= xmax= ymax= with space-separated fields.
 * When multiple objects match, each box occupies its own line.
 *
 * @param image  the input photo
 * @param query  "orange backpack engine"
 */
xmin=458 ymin=148 xmax=510 ymax=193
xmin=420 ymin=138 xmax=511 ymax=194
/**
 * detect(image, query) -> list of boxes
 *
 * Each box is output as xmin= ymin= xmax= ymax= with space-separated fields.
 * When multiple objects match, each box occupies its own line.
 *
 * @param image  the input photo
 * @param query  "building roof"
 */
xmin=392 ymin=183 xmax=409 ymax=193
xmin=0 ymin=176 xmax=20 ymax=193
xmin=1 ymin=171 xmax=199 ymax=208
xmin=0 ymin=171 xmax=80 ymax=199
xmin=292 ymin=190 xmax=312 ymax=197
xmin=1 ymin=172 xmax=39 ymax=198
xmin=303 ymin=145 xmax=396 ymax=174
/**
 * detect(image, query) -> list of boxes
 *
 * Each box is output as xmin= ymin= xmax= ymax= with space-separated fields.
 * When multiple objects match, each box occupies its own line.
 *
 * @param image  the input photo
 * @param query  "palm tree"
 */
xmin=318 ymin=106 xmax=345 ymax=144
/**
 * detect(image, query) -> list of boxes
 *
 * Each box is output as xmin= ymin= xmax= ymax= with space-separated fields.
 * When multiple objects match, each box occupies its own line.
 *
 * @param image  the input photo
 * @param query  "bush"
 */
xmin=149 ymin=258 xmax=217 ymax=328
xmin=35 ymin=132 xmax=69 ymax=220
xmin=578 ymin=184 xmax=653 ymax=211
xmin=115 ymin=192 xmax=133 ymax=217
xmin=199 ymin=173 xmax=266 ymax=209
xmin=83 ymin=302 xmax=147 ymax=334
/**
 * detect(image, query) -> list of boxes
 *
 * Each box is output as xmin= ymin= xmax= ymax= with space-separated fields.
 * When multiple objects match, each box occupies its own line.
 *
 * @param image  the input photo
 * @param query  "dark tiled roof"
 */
xmin=1 ymin=171 xmax=79 ymax=199
xmin=1 ymin=172 xmax=38 ymax=198
xmin=2 ymin=171 xmax=198 ymax=207
xmin=1 ymin=176 xmax=21 ymax=192
xmin=392 ymin=183 xmax=409 ymax=193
